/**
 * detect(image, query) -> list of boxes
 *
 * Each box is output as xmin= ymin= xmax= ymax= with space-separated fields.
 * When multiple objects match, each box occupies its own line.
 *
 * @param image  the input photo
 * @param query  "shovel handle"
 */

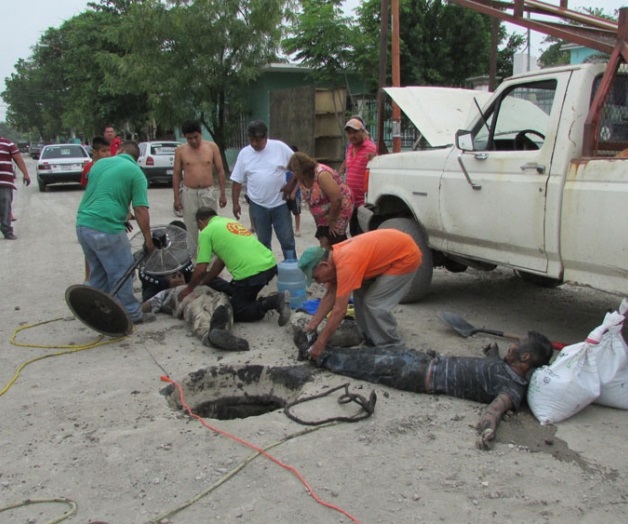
xmin=487 ymin=329 xmax=566 ymax=351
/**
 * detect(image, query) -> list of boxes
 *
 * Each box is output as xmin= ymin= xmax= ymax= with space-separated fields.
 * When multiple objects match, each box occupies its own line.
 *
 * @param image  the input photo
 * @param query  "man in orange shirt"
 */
xmin=298 ymin=229 xmax=422 ymax=359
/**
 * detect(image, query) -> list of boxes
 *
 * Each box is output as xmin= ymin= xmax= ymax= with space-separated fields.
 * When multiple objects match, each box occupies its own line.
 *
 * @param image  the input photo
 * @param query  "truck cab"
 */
xmin=360 ymin=63 xmax=628 ymax=301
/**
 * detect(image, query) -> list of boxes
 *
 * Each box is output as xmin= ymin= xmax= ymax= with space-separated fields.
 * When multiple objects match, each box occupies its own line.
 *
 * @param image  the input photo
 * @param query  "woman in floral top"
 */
xmin=287 ymin=152 xmax=354 ymax=248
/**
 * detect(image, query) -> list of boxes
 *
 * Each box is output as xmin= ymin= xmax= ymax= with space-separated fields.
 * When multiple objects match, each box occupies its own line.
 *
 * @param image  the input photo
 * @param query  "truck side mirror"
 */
xmin=455 ymin=130 xmax=474 ymax=152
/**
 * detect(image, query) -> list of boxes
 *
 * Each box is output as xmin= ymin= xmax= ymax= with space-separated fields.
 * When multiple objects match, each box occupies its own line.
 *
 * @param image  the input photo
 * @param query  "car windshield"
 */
xmin=42 ymin=146 xmax=88 ymax=160
xmin=150 ymin=144 xmax=178 ymax=155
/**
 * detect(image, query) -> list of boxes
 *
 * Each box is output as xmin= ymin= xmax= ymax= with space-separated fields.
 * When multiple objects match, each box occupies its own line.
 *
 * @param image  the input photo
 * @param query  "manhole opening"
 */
xmin=163 ymin=364 xmax=314 ymax=421
xmin=195 ymin=396 xmax=286 ymax=420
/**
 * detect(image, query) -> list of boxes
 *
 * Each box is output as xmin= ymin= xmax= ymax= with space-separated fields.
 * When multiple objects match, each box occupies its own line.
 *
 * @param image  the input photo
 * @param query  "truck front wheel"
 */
xmin=378 ymin=218 xmax=433 ymax=303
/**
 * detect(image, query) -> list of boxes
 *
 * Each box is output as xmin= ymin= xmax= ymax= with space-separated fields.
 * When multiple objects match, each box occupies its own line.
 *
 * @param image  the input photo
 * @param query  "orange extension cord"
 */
xmin=161 ymin=375 xmax=361 ymax=523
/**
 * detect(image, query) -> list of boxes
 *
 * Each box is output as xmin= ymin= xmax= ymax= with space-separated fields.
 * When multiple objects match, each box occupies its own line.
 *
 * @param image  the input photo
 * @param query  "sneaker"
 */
xmin=206 ymin=329 xmax=250 ymax=351
xmin=134 ymin=312 xmax=156 ymax=324
xmin=4 ymin=233 xmax=17 ymax=240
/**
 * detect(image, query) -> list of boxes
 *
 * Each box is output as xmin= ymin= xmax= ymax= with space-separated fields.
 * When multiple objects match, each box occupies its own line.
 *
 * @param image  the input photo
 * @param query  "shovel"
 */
xmin=438 ymin=311 xmax=566 ymax=350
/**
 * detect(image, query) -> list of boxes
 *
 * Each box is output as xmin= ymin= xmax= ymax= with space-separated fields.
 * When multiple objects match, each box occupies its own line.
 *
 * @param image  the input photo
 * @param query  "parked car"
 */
xmin=36 ymin=144 xmax=91 ymax=192
xmin=30 ymin=145 xmax=43 ymax=160
xmin=138 ymin=141 xmax=181 ymax=186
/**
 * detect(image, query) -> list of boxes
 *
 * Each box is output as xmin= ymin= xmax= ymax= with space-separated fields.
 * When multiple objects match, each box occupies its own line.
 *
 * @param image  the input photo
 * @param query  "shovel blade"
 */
xmin=438 ymin=311 xmax=478 ymax=338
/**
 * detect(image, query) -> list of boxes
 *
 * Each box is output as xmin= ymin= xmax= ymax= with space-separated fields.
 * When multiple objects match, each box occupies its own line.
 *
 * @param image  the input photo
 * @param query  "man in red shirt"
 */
xmin=298 ymin=229 xmax=422 ymax=359
xmin=80 ymin=136 xmax=111 ymax=187
xmin=104 ymin=125 xmax=123 ymax=156
xmin=0 ymin=135 xmax=31 ymax=240
xmin=340 ymin=117 xmax=376 ymax=236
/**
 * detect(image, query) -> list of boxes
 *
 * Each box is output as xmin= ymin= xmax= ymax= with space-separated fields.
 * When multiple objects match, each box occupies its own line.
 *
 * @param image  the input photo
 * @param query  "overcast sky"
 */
xmin=1 ymin=0 xmax=626 ymax=121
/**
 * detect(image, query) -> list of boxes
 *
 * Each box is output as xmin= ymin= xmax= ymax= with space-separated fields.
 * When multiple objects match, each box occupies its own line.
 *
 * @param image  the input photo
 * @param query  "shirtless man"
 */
xmin=173 ymin=120 xmax=227 ymax=245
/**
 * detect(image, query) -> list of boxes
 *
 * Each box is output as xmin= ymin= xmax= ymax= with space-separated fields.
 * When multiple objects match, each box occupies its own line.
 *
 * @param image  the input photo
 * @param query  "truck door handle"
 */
xmin=457 ymin=153 xmax=482 ymax=190
xmin=474 ymin=153 xmax=488 ymax=160
xmin=520 ymin=162 xmax=546 ymax=174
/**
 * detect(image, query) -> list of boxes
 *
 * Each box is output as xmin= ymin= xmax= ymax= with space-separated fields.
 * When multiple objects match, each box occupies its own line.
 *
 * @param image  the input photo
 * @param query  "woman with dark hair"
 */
xmin=286 ymin=152 xmax=354 ymax=248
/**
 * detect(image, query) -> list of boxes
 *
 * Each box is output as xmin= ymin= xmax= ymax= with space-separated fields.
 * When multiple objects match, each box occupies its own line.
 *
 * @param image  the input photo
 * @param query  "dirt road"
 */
xmin=1 ymin=156 xmax=626 ymax=523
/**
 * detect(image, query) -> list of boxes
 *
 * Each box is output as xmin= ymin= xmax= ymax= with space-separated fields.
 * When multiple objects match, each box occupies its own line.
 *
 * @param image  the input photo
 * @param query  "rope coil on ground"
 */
xmin=284 ymin=382 xmax=377 ymax=425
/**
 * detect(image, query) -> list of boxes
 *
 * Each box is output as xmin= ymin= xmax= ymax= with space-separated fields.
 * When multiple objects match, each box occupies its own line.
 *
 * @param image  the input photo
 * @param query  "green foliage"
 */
xmin=282 ymin=0 xmax=355 ymax=85
xmin=352 ymin=0 xmax=523 ymax=89
xmin=109 ymin=0 xmax=290 ymax=159
xmin=538 ymin=6 xmax=615 ymax=68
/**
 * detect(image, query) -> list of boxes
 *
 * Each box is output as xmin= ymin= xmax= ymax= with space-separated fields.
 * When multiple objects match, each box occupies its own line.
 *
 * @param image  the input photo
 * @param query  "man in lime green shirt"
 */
xmin=178 ymin=207 xmax=290 ymax=326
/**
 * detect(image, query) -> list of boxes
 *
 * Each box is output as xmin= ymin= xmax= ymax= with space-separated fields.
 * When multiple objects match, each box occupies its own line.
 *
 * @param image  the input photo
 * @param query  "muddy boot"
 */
xmin=261 ymin=291 xmax=291 ymax=326
xmin=203 ymin=329 xmax=250 ymax=351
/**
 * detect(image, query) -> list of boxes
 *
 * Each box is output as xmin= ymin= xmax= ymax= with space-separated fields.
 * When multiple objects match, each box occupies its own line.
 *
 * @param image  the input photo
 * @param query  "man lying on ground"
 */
xmin=142 ymin=272 xmax=248 ymax=351
xmin=294 ymin=331 xmax=553 ymax=450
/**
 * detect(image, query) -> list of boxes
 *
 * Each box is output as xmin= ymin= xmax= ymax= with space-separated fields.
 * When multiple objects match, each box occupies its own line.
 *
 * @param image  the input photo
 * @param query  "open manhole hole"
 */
xmin=162 ymin=364 xmax=314 ymax=420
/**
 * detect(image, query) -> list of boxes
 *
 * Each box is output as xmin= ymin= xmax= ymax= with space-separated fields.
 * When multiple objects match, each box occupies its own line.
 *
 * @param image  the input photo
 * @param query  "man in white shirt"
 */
xmin=230 ymin=121 xmax=296 ymax=260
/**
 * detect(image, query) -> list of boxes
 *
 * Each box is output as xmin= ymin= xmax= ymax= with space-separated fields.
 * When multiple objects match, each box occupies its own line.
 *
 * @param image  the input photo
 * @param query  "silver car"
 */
xmin=36 ymin=144 xmax=91 ymax=192
xmin=138 ymin=141 xmax=181 ymax=186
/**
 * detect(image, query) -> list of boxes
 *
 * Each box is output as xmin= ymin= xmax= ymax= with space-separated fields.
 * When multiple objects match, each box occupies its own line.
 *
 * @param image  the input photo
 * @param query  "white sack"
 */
xmin=594 ymin=299 xmax=628 ymax=409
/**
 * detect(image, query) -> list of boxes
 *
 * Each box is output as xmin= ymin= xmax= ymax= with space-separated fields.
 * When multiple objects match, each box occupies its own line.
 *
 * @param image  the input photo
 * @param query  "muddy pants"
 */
xmin=317 ymin=346 xmax=431 ymax=393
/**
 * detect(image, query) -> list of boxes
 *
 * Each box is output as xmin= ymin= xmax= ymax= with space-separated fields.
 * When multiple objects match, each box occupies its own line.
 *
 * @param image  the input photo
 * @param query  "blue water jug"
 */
xmin=277 ymin=259 xmax=307 ymax=309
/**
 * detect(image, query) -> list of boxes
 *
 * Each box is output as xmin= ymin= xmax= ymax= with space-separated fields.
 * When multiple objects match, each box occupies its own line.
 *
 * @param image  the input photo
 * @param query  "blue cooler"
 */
xmin=277 ymin=259 xmax=307 ymax=309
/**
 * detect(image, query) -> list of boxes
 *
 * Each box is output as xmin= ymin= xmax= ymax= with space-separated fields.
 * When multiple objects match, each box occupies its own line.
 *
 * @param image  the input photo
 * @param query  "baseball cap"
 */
xmin=344 ymin=118 xmax=365 ymax=131
xmin=298 ymin=247 xmax=326 ymax=286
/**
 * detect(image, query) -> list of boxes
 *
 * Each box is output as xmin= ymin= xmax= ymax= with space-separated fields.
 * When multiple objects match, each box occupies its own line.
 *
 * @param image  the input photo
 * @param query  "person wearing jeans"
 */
xmin=75 ymin=141 xmax=154 ymax=324
xmin=230 ymin=120 xmax=296 ymax=260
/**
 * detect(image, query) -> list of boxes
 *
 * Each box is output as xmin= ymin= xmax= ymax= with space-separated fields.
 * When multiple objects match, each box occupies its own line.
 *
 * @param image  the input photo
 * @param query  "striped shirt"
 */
xmin=344 ymin=138 xmax=376 ymax=207
xmin=0 ymin=137 xmax=19 ymax=190
xmin=431 ymin=356 xmax=527 ymax=409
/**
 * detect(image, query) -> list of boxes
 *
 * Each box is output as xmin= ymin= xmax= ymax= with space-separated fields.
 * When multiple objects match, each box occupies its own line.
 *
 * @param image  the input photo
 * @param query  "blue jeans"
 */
xmin=77 ymin=226 xmax=142 ymax=321
xmin=249 ymin=201 xmax=296 ymax=260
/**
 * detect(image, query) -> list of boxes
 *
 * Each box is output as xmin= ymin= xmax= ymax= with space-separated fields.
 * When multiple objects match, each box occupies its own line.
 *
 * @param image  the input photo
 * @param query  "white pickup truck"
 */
xmin=359 ymin=63 xmax=628 ymax=301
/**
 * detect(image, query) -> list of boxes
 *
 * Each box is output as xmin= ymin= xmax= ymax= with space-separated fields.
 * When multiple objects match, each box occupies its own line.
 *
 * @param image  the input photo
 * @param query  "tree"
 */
xmin=108 ymin=0 xmax=292 ymax=164
xmin=352 ymin=0 xmax=523 ymax=89
xmin=2 ymin=3 xmax=152 ymax=140
xmin=538 ymin=7 xmax=616 ymax=68
xmin=282 ymin=0 xmax=355 ymax=86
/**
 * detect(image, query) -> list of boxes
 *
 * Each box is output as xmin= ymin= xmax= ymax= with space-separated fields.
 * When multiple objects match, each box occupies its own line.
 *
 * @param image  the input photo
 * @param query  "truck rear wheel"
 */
xmin=378 ymin=218 xmax=433 ymax=303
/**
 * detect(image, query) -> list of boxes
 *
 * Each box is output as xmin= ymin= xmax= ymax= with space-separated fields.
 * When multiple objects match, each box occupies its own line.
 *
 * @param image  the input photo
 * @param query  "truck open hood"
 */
xmin=383 ymin=87 xmax=492 ymax=147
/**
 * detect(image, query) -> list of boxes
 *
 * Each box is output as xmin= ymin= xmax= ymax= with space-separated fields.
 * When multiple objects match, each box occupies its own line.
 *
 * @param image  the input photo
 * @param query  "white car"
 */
xmin=138 ymin=141 xmax=181 ymax=186
xmin=36 ymin=144 xmax=91 ymax=192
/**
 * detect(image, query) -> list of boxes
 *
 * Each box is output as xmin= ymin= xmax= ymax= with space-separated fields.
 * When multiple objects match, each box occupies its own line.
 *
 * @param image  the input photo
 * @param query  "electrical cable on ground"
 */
xmin=160 ymin=374 xmax=362 ymax=524
xmin=0 ymin=497 xmax=77 ymax=524
xmin=2 ymin=318 xmax=126 ymax=397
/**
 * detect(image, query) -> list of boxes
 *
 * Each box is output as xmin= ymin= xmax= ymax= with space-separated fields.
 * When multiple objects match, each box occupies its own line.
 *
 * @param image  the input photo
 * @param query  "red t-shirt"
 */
xmin=80 ymin=160 xmax=94 ymax=188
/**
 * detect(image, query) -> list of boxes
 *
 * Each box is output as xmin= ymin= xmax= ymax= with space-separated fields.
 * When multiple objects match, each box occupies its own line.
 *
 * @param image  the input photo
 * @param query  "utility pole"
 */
xmin=377 ymin=0 xmax=389 ymax=155
xmin=391 ymin=0 xmax=401 ymax=152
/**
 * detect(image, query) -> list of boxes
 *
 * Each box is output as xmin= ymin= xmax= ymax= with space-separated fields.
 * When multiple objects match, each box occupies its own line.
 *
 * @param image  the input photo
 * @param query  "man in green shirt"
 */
xmin=178 ymin=207 xmax=290 ymax=326
xmin=76 ymin=141 xmax=154 ymax=324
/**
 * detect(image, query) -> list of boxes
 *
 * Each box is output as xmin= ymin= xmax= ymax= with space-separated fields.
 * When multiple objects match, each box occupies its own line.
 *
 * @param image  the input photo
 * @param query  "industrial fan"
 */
xmin=65 ymin=223 xmax=195 ymax=337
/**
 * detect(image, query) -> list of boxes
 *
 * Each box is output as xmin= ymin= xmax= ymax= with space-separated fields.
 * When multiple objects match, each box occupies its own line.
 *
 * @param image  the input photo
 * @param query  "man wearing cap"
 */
xmin=298 ymin=229 xmax=422 ymax=360
xmin=340 ymin=116 xmax=377 ymax=237
xmin=231 ymin=121 xmax=297 ymax=260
